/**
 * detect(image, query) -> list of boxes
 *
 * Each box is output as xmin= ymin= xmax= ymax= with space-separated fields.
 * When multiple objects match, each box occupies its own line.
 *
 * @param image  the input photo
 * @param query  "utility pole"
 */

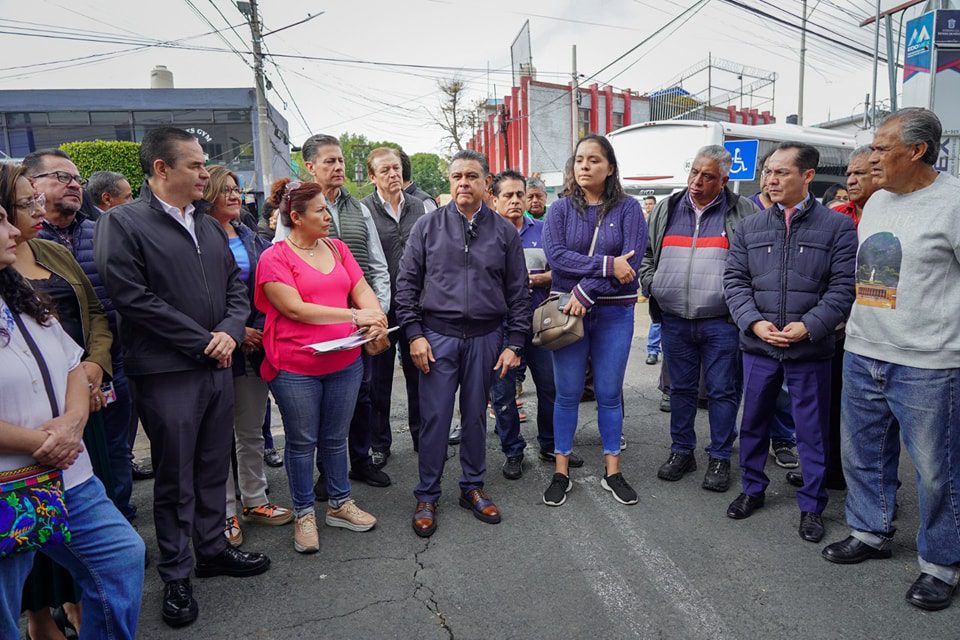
xmin=571 ymin=45 xmax=579 ymax=150
xmin=241 ymin=0 xmax=275 ymax=194
xmin=871 ymin=0 xmax=881 ymax=127
xmin=798 ymin=0 xmax=807 ymax=125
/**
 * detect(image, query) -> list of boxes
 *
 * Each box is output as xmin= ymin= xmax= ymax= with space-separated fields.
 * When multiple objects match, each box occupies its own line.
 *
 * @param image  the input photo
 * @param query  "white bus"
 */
xmin=607 ymin=120 xmax=858 ymax=202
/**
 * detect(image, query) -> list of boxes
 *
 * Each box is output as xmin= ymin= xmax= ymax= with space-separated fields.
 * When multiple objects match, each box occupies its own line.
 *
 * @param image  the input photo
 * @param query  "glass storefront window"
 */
xmin=173 ymin=109 xmax=214 ymax=123
xmin=47 ymin=112 xmax=90 ymax=125
xmin=133 ymin=111 xmax=173 ymax=124
xmin=90 ymin=111 xmax=131 ymax=125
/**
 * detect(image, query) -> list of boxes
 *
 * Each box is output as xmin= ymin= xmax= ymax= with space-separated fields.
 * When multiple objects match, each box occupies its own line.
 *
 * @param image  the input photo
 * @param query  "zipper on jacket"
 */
xmin=777 ymin=214 xmax=789 ymax=361
xmin=196 ymin=244 xmax=216 ymax=329
xmin=463 ymin=215 xmax=470 ymax=336
xmin=684 ymin=214 xmax=702 ymax=318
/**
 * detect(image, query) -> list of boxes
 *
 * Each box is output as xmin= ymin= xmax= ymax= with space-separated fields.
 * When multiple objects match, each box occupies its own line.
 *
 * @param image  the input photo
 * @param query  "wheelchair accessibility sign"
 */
xmin=723 ymin=139 xmax=759 ymax=182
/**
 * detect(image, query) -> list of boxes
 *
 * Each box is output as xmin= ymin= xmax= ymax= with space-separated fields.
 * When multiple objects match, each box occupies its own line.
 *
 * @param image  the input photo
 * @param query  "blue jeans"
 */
xmin=491 ymin=335 xmax=556 ymax=457
xmin=269 ymin=359 xmax=363 ymax=516
xmin=842 ymin=352 xmax=960 ymax=583
xmin=553 ymin=304 xmax=634 ymax=456
xmin=0 ymin=476 xmax=145 ymax=640
xmin=647 ymin=322 xmax=662 ymax=355
xmin=100 ymin=370 xmax=137 ymax=520
xmin=661 ymin=314 xmax=742 ymax=460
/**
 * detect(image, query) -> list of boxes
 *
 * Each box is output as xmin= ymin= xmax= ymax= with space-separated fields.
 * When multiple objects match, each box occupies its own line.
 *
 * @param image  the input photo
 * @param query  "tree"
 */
xmin=410 ymin=153 xmax=447 ymax=197
xmin=431 ymin=78 xmax=480 ymax=154
xmin=59 ymin=140 xmax=144 ymax=195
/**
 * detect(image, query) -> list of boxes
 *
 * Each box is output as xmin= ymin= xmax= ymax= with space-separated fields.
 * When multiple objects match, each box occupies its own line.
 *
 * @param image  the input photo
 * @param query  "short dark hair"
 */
xmin=301 ymin=134 xmax=340 ymax=163
xmin=774 ymin=142 xmax=819 ymax=173
xmin=642 ymin=195 xmax=656 ymax=204
xmin=399 ymin=149 xmax=413 ymax=182
xmin=491 ymin=169 xmax=526 ymax=196
xmin=139 ymin=127 xmax=198 ymax=176
xmin=22 ymin=149 xmax=71 ymax=175
xmin=86 ymin=170 xmax=127 ymax=205
xmin=450 ymin=149 xmax=490 ymax=176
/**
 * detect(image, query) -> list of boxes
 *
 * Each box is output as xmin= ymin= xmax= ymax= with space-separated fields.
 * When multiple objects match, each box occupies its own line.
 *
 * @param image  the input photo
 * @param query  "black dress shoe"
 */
xmin=786 ymin=471 xmax=804 ymax=488
xmin=657 ymin=452 xmax=697 ymax=481
xmin=799 ymin=511 xmax=825 ymax=542
xmin=538 ymin=450 xmax=585 ymax=468
xmin=726 ymin=492 xmax=764 ymax=519
xmin=821 ymin=535 xmax=892 ymax=565
xmin=349 ymin=463 xmax=391 ymax=487
xmin=906 ymin=573 xmax=958 ymax=611
xmin=131 ymin=459 xmax=154 ymax=481
xmin=645 ymin=353 xmax=659 ymax=365
xmin=195 ymin=546 xmax=271 ymax=578
xmin=702 ymin=458 xmax=731 ymax=492
xmin=162 ymin=578 xmax=198 ymax=627
xmin=263 ymin=448 xmax=283 ymax=468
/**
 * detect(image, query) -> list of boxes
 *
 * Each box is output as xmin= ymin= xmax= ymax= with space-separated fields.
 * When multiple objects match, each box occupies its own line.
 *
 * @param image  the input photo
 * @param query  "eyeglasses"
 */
xmin=14 ymin=192 xmax=46 ymax=211
xmin=221 ymin=187 xmax=241 ymax=196
xmin=760 ymin=169 xmax=795 ymax=179
xmin=32 ymin=171 xmax=86 ymax=186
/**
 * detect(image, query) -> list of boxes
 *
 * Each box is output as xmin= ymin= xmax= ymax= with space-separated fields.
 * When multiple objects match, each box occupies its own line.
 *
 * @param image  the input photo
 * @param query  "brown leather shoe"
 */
xmin=412 ymin=501 xmax=437 ymax=538
xmin=458 ymin=489 xmax=502 ymax=524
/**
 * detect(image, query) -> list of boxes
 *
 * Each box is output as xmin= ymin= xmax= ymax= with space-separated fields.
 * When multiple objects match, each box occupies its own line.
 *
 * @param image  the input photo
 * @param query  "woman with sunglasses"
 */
xmin=0 ymin=166 xmax=144 ymax=639
xmin=202 ymin=166 xmax=294 ymax=548
xmin=255 ymin=178 xmax=387 ymax=554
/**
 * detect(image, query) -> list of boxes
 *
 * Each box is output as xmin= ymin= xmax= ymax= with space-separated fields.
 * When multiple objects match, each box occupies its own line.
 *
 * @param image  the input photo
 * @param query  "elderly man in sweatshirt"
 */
xmin=821 ymin=108 xmax=960 ymax=612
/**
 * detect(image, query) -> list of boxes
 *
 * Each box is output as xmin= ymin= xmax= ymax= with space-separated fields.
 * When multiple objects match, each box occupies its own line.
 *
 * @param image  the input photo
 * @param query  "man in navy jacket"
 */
xmin=395 ymin=150 xmax=531 ymax=538
xmin=723 ymin=142 xmax=857 ymax=542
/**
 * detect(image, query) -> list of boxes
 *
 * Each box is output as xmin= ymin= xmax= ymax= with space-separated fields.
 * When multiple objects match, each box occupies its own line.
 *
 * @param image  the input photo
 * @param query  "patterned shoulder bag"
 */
xmin=0 ymin=311 xmax=71 ymax=558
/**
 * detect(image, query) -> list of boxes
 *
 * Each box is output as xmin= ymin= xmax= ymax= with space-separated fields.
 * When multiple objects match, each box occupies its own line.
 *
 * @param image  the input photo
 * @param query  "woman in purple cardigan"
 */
xmin=541 ymin=135 xmax=647 ymax=507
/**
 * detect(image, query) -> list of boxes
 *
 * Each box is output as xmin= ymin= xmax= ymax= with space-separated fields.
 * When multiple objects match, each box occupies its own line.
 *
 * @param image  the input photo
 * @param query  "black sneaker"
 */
xmin=601 ymin=472 xmax=638 ymax=505
xmin=537 ymin=450 xmax=585 ymax=468
xmin=771 ymin=440 xmax=799 ymax=469
xmin=502 ymin=455 xmax=523 ymax=480
xmin=263 ymin=448 xmax=283 ymax=468
xmin=314 ymin=474 xmax=328 ymax=502
xmin=543 ymin=473 xmax=572 ymax=506
xmin=659 ymin=393 xmax=671 ymax=413
xmin=657 ymin=451 xmax=696 ymax=481
xmin=702 ymin=457 xmax=731 ymax=492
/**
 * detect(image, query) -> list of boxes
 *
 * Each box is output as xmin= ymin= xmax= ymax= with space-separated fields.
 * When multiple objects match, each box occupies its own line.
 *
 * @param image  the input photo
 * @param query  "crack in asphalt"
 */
xmin=413 ymin=537 xmax=455 ymax=640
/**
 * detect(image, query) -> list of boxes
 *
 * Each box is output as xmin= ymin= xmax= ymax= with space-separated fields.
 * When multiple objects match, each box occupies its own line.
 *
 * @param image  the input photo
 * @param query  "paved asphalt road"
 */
xmin=121 ymin=308 xmax=955 ymax=639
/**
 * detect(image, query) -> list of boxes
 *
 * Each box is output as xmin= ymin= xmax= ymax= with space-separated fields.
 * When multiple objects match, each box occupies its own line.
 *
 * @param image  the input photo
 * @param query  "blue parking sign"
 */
xmin=723 ymin=139 xmax=759 ymax=182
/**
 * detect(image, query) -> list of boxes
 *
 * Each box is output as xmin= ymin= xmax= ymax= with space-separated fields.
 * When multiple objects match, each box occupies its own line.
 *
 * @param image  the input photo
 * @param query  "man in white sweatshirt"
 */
xmin=821 ymin=108 xmax=960 ymax=612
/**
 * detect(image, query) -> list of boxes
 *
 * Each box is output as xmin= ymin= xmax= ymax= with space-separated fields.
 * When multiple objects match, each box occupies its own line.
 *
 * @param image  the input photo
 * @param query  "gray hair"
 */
xmin=880 ymin=107 xmax=941 ymax=165
xmin=849 ymin=145 xmax=872 ymax=161
xmin=526 ymin=176 xmax=546 ymax=191
xmin=301 ymin=133 xmax=340 ymax=163
xmin=86 ymin=171 xmax=127 ymax=205
xmin=695 ymin=145 xmax=732 ymax=177
xmin=450 ymin=149 xmax=490 ymax=176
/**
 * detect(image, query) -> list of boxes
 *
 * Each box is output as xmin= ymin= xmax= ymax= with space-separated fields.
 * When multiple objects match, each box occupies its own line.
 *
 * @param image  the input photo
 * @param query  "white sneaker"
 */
xmin=325 ymin=499 xmax=377 ymax=532
xmin=293 ymin=513 xmax=319 ymax=553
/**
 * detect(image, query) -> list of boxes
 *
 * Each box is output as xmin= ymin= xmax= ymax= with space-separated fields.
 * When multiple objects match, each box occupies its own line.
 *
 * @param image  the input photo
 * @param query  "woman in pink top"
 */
xmin=255 ymin=178 xmax=387 ymax=554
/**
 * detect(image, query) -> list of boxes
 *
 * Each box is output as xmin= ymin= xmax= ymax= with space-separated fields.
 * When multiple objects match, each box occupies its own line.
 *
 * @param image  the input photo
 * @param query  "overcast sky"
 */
xmin=0 ymin=0 xmax=924 ymax=155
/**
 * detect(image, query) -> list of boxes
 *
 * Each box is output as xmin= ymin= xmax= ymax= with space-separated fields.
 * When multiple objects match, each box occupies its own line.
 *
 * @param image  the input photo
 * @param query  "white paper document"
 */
xmin=304 ymin=327 xmax=398 ymax=354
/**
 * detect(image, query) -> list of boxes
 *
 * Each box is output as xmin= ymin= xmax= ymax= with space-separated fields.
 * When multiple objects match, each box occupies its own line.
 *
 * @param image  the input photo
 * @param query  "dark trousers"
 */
xmin=100 ymin=370 xmax=137 ymax=520
xmin=491 ymin=334 xmax=555 ymax=456
xmin=739 ymin=352 xmax=832 ymax=514
xmin=130 ymin=368 xmax=233 ymax=582
xmin=415 ymin=328 xmax=500 ymax=503
xmin=370 ymin=315 xmax=422 ymax=453
xmin=826 ymin=333 xmax=846 ymax=486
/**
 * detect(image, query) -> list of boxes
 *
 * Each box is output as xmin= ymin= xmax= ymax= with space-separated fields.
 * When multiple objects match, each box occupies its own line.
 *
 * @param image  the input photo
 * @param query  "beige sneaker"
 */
xmin=293 ymin=513 xmax=319 ymax=553
xmin=224 ymin=515 xmax=243 ymax=547
xmin=242 ymin=503 xmax=294 ymax=526
xmin=325 ymin=499 xmax=377 ymax=532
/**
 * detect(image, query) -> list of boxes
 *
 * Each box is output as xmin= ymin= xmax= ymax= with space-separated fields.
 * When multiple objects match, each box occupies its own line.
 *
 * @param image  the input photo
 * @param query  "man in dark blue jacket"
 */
xmin=723 ymin=142 xmax=857 ymax=543
xmin=396 ymin=150 xmax=531 ymax=538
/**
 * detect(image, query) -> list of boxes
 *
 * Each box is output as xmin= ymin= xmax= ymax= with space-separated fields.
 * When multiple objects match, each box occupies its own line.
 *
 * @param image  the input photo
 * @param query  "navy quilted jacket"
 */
xmin=723 ymin=198 xmax=857 ymax=360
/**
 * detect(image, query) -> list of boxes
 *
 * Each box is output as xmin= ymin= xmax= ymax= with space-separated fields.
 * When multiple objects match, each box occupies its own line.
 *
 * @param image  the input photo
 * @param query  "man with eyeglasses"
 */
xmin=25 ymin=149 xmax=142 ymax=526
xmin=724 ymin=142 xmax=857 ymax=543
xmin=640 ymin=145 xmax=757 ymax=494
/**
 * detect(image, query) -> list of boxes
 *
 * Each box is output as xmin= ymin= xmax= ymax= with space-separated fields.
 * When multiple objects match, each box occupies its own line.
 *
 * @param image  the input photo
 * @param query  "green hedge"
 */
xmin=59 ymin=140 xmax=144 ymax=195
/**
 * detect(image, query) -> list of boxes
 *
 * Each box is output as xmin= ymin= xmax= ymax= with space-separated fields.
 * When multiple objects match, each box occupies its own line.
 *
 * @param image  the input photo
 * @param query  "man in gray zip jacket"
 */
xmin=639 ymin=145 xmax=757 ymax=493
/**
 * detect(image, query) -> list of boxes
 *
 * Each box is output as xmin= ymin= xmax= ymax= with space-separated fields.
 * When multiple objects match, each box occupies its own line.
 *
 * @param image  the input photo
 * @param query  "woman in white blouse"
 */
xmin=0 ymin=203 xmax=145 ymax=639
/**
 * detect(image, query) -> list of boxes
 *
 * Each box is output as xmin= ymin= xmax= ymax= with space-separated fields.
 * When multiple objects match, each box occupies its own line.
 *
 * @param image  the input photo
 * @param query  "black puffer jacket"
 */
xmin=723 ymin=198 xmax=857 ymax=361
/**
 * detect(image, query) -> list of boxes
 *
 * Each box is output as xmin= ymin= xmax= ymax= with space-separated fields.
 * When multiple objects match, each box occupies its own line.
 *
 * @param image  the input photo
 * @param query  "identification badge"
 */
xmin=100 ymin=382 xmax=117 ymax=406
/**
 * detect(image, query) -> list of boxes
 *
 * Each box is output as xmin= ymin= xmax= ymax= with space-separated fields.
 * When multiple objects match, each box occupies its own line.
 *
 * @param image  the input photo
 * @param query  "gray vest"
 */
xmin=330 ymin=189 xmax=372 ymax=283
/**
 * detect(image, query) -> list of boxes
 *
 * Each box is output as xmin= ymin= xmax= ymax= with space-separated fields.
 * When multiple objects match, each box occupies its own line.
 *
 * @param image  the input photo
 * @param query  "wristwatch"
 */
xmin=506 ymin=345 xmax=523 ymax=357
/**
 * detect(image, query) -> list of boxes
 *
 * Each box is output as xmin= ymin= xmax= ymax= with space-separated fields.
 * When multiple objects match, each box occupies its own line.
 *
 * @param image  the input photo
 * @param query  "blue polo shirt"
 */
xmin=519 ymin=217 xmax=550 ymax=309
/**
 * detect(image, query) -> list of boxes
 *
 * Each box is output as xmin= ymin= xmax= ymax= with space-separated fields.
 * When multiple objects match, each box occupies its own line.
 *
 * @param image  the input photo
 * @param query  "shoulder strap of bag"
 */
xmin=10 ymin=312 xmax=60 ymax=418
xmin=322 ymin=237 xmax=343 ymax=264
xmin=588 ymin=218 xmax=601 ymax=256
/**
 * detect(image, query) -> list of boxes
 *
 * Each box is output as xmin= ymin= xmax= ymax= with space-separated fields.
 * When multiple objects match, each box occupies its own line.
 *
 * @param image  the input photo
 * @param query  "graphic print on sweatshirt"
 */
xmin=855 ymin=232 xmax=902 ymax=310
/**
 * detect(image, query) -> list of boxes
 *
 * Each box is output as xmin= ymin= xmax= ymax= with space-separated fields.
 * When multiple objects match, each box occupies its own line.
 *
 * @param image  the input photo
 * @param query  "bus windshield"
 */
xmin=611 ymin=123 xmax=720 ymax=198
